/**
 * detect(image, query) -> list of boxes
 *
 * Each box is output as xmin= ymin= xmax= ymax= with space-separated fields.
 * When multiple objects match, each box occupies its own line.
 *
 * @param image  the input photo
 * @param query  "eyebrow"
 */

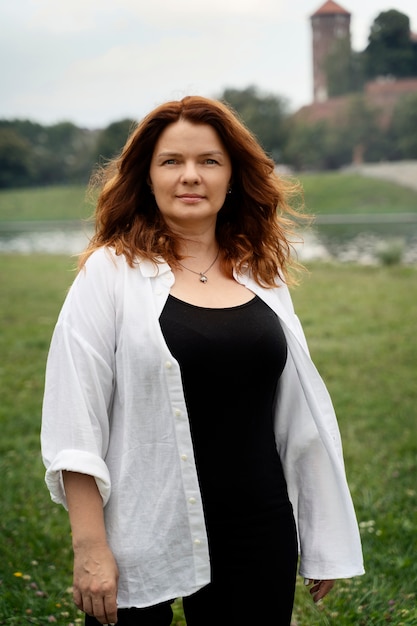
xmin=156 ymin=150 xmax=225 ymax=158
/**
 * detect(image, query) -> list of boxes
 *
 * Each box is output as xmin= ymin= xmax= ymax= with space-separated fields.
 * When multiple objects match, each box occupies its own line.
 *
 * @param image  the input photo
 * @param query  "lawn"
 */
xmin=299 ymin=172 xmax=417 ymax=216
xmin=1 ymin=173 xmax=417 ymax=224
xmin=1 ymin=255 xmax=416 ymax=624
xmin=0 ymin=186 xmax=92 ymax=223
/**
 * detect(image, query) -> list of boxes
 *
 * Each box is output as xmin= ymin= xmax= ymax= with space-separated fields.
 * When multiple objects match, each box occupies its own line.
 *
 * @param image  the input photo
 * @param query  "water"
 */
xmin=1 ymin=219 xmax=417 ymax=265
xmin=310 ymin=214 xmax=417 ymax=265
xmin=0 ymin=221 xmax=92 ymax=255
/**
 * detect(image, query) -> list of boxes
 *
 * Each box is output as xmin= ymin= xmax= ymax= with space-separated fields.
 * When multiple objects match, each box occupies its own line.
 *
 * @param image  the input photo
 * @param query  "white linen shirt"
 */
xmin=41 ymin=246 xmax=364 ymax=609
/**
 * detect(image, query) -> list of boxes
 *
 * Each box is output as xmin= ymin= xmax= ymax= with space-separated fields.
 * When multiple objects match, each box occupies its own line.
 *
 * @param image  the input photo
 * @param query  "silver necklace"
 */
xmin=178 ymin=249 xmax=220 ymax=283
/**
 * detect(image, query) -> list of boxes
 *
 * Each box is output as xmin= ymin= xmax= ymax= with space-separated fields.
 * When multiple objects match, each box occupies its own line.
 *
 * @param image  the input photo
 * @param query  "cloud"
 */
xmin=27 ymin=0 xmax=121 ymax=32
xmin=0 ymin=1 xmax=311 ymax=127
xmin=26 ymin=0 xmax=287 ymax=33
xmin=27 ymin=24 xmax=272 ymax=124
xmin=124 ymin=0 xmax=285 ymax=19
xmin=5 ymin=0 xmax=416 ymax=127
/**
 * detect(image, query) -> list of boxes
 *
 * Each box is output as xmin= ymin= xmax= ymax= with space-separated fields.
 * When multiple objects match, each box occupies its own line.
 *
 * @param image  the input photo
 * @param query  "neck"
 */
xmin=167 ymin=217 xmax=217 ymax=256
xmin=177 ymin=233 xmax=218 ymax=259
xmin=179 ymin=244 xmax=218 ymax=266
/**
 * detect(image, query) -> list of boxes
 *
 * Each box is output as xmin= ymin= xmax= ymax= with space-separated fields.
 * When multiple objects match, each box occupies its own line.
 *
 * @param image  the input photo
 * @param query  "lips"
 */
xmin=176 ymin=194 xmax=205 ymax=204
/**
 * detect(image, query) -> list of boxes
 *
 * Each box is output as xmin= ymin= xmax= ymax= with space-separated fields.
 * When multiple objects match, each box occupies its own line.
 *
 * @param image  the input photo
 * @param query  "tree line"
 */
xmin=1 ymin=9 xmax=416 ymax=188
xmin=326 ymin=9 xmax=417 ymax=97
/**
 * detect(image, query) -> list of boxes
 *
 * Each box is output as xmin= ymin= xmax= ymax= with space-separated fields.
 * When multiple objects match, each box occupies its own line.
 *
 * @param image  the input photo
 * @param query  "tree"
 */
xmin=284 ymin=94 xmax=385 ymax=170
xmin=342 ymin=95 xmax=383 ymax=163
xmin=33 ymin=121 xmax=92 ymax=184
xmin=94 ymin=119 xmax=136 ymax=163
xmin=218 ymin=86 xmax=289 ymax=162
xmin=364 ymin=10 xmax=416 ymax=79
xmin=282 ymin=120 xmax=351 ymax=171
xmin=326 ymin=46 xmax=365 ymax=97
xmin=0 ymin=128 xmax=35 ymax=188
xmin=0 ymin=119 xmax=97 ymax=186
xmin=388 ymin=93 xmax=417 ymax=158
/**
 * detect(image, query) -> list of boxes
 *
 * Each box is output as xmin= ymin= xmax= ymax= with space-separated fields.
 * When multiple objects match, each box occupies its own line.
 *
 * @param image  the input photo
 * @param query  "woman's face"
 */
xmin=149 ymin=119 xmax=232 ymax=232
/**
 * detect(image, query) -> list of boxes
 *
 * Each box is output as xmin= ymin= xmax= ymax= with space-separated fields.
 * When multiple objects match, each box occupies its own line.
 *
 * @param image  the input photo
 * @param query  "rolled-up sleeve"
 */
xmin=41 ymin=249 xmax=117 ymax=508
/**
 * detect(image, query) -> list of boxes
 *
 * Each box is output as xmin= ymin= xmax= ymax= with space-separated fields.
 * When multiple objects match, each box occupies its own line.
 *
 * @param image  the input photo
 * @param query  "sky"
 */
xmin=1 ymin=0 xmax=417 ymax=129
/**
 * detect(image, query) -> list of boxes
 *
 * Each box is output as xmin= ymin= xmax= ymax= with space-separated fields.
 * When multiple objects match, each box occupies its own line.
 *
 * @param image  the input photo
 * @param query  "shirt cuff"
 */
xmin=45 ymin=449 xmax=111 ymax=509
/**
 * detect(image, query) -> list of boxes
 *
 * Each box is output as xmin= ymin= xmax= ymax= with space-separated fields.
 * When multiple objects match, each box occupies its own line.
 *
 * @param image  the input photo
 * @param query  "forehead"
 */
xmin=154 ymin=120 xmax=227 ymax=153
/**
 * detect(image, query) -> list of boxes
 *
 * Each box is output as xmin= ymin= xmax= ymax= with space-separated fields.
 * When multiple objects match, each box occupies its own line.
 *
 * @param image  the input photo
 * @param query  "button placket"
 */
xmin=164 ymin=362 xmax=207 ymax=561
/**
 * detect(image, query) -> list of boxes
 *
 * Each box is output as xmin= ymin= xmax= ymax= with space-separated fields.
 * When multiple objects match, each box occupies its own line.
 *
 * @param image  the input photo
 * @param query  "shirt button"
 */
xmin=194 ymin=538 xmax=201 ymax=546
xmin=165 ymin=361 xmax=172 ymax=369
xmin=174 ymin=408 xmax=181 ymax=417
xmin=180 ymin=454 xmax=188 ymax=461
xmin=188 ymin=497 xmax=196 ymax=505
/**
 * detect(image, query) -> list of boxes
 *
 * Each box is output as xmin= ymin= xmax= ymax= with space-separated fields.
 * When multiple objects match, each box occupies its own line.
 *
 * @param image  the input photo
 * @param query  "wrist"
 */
xmin=72 ymin=535 xmax=109 ymax=551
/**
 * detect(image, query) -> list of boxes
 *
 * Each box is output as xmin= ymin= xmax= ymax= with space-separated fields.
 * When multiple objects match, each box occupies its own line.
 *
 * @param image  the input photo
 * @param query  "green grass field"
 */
xmin=1 ymin=254 xmax=416 ymax=625
xmin=0 ymin=186 xmax=92 ymax=223
xmin=1 ymin=175 xmax=416 ymax=623
xmin=300 ymin=172 xmax=417 ymax=216
xmin=1 ymin=172 xmax=417 ymax=223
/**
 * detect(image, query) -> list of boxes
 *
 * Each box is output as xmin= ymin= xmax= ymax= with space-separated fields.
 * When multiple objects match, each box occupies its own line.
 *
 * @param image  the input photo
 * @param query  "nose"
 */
xmin=180 ymin=160 xmax=201 ymax=184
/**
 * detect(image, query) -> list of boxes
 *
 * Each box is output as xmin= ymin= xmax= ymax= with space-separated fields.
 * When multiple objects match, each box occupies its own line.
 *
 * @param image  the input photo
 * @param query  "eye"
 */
xmin=204 ymin=158 xmax=219 ymax=165
xmin=162 ymin=158 xmax=177 ymax=165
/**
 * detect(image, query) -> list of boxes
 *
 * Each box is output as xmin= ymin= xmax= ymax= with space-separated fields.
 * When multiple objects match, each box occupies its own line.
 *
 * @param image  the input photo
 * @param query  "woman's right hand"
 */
xmin=72 ymin=541 xmax=119 ymax=625
xmin=62 ymin=471 xmax=119 ymax=625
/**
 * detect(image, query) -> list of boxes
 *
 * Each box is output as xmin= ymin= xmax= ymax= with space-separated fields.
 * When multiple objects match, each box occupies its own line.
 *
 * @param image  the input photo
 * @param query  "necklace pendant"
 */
xmin=199 ymin=274 xmax=208 ymax=283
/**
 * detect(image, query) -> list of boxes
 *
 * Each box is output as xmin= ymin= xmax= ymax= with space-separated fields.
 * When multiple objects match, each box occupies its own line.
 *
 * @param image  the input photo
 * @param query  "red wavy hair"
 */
xmin=81 ymin=95 xmax=308 ymax=286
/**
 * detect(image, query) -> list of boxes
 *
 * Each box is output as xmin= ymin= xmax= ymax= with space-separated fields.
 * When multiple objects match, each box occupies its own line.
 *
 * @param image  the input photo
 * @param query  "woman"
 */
xmin=41 ymin=95 xmax=364 ymax=626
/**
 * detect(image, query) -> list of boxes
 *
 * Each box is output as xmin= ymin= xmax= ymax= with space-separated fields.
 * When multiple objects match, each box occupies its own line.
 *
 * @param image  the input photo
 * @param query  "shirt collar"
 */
xmin=136 ymin=257 xmax=172 ymax=278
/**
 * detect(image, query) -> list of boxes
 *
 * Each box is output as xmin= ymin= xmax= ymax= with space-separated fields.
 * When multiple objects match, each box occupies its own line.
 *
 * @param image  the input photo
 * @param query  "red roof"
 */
xmin=311 ymin=1 xmax=350 ymax=16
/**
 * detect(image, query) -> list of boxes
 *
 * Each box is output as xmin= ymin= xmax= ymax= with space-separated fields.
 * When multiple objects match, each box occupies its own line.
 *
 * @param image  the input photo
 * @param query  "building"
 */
xmin=294 ymin=1 xmax=417 ymax=163
xmin=311 ymin=0 xmax=351 ymax=103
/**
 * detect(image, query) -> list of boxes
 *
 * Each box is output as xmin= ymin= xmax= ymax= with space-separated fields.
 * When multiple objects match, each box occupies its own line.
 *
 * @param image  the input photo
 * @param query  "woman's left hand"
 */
xmin=305 ymin=579 xmax=335 ymax=603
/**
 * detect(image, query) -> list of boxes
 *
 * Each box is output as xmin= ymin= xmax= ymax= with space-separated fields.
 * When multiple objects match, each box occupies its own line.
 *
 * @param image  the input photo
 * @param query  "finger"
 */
xmin=103 ymin=596 xmax=118 ymax=625
xmin=72 ymin=587 xmax=83 ymax=611
xmin=80 ymin=595 xmax=93 ymax=616
xmin=104 ymin=602 xmax=117 ymax=624
xmin=91 ymin=598 xmax=107 ymax=624
xmin=311 ymin=579 xmax=335 ymax=603
xmin=86 ymin=589 xmax=117 ymax=625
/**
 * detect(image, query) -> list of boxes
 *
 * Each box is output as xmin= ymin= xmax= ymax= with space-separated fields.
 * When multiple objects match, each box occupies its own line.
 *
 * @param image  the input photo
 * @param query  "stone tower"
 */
xmin=310 ymin=1 xmax=351 ymax=102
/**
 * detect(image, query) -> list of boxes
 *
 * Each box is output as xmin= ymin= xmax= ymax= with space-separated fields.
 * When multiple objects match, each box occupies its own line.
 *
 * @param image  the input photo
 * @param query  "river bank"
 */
xmin=1 ymin=220 xmax=416 ymax=265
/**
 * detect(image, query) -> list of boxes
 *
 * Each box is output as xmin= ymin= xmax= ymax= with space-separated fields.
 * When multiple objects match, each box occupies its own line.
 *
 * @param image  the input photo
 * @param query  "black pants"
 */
xmin=85 ymin=561 xmax=297 ymax=626
xmin=84 ymin=602 xmax=173 ymax=626
xmin=85 ymin=569 xmax=297 ymax=625
xmin=85 ymin=506 xmax=297 ymax=625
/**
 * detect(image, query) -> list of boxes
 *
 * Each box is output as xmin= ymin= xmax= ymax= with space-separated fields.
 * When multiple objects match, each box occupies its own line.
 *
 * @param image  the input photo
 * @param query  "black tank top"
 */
xmin=159 ymin=294 xmax=290 ymax=525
